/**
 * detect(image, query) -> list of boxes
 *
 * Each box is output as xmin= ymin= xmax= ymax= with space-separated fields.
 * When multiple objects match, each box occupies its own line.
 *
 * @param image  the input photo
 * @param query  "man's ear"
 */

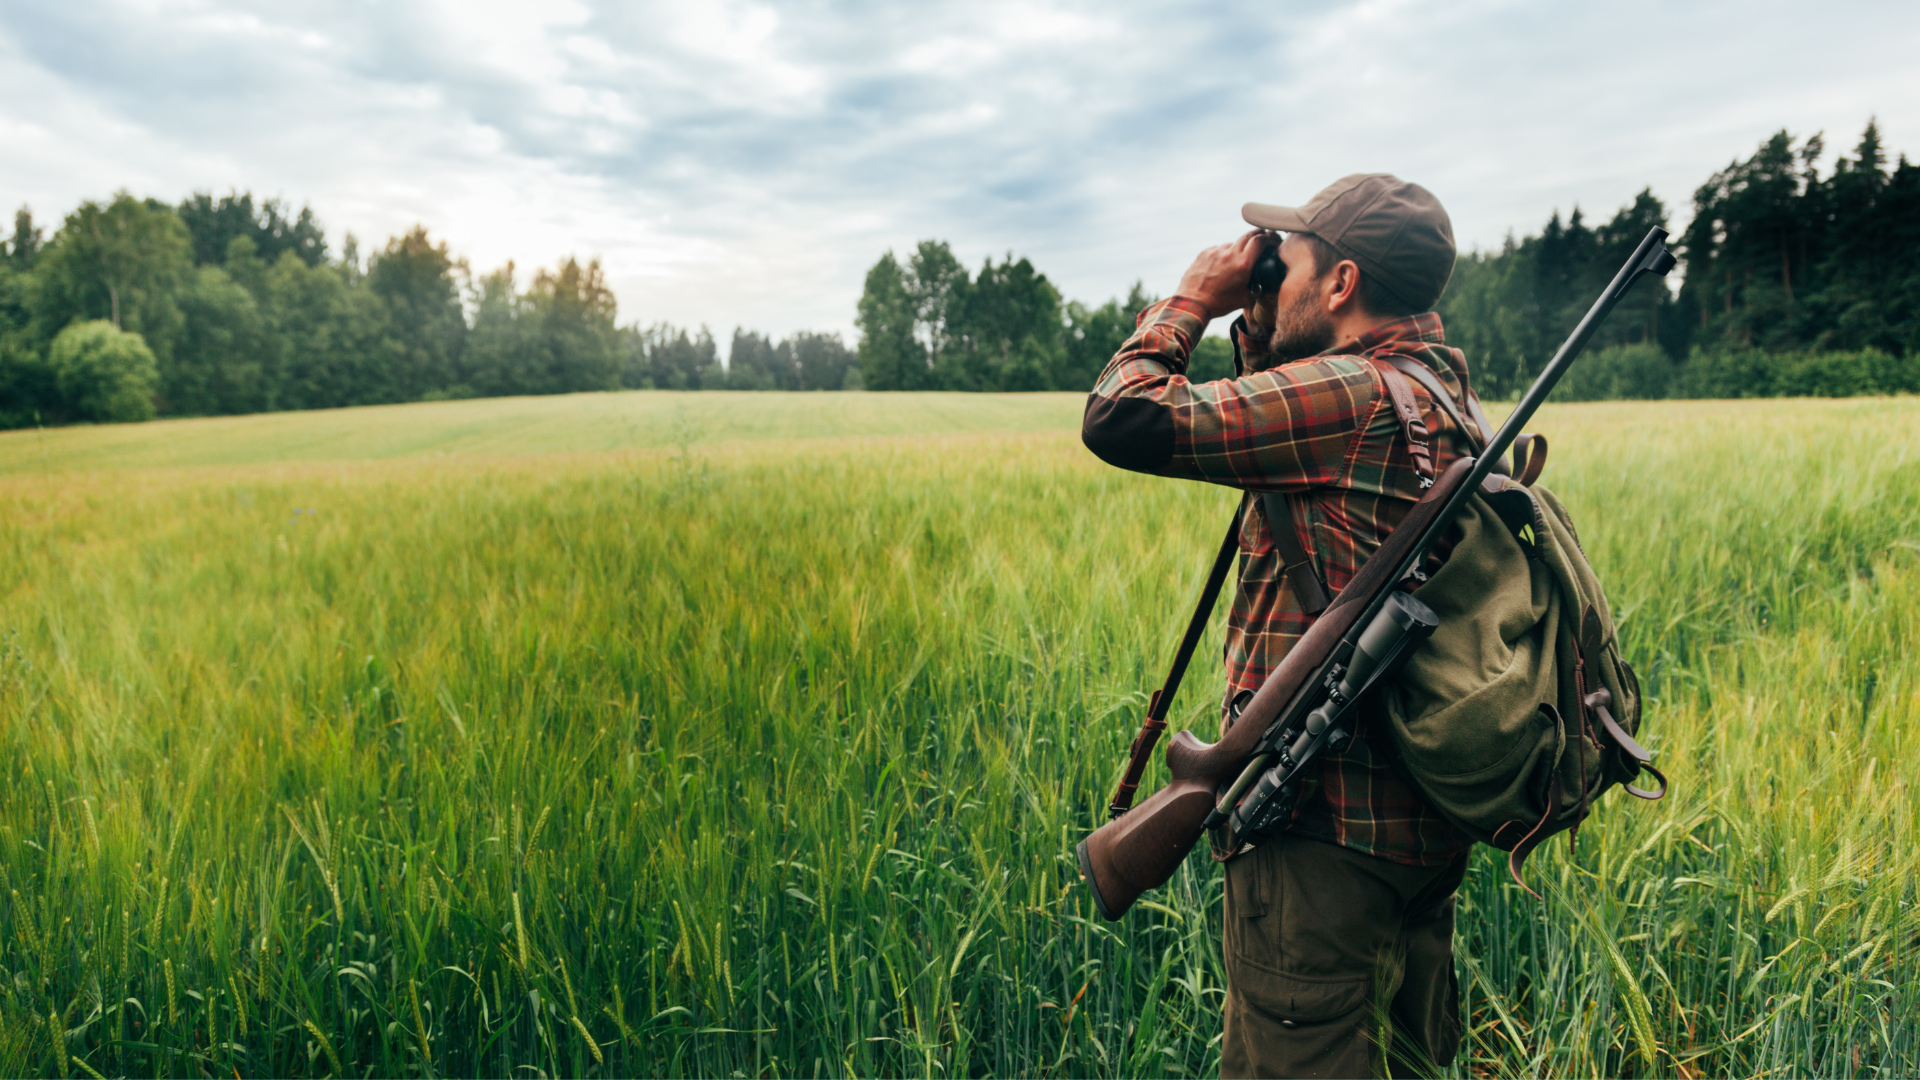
xmin=1324 ymin=259 xmax=1364 ymax=315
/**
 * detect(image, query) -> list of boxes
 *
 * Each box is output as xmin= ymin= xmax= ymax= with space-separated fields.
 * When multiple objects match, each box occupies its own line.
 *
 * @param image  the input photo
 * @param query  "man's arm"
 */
xmin=1080 ymin=300 xmax=1381 ymax=491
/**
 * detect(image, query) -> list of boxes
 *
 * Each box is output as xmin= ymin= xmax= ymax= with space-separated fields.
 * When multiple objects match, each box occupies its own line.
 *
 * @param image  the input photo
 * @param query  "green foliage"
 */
xmin=720 ymin=330 xmax=855 ymax=391
xmin=169 ymin=265 xmax=271 ymax=415
xmin=1437 ymin=192 xmax=1678 ymax=398
xmin=1187 ymin=335 xmax=1236 ymax=382
xmin=31 ymin=193 xmax=193 ymax=353
xmin=855 ymin=251 xmax=924 ymax=391
xmin=12 ymin=120 xmax=1920 ymax=424
xmin=368 ymin=226 xmax=467 ymax=400
xmin=1553 ymin=343 xmax=1920 ymax=401
xmin=726 ymin=328 xmax=787 ymax=391
xmin=855 ymin=243 xmax=1151 ymax=393
xmin=465 ymin=258 xmax=622 ymax=397
xmin=1671 ymin=346 xmax=1920 ymax=399
xmin=946 ymin=254 xmax=1065 ymax=392
xmin=1678 ymin=121 xmax=1920 ymax=357
xmin=0 ymin=262 xmax=50 ymax=427
xmin=1 ymin=192 xmax=849 ymax=426
xmin=45 ymin=319 xmax=158 ymax=422
xmin=627 ymin=324 xmax=721 ymax=391
xmin=259 ymin=248 xmax=395 ymax=411
xmin=4 ymin=208 xmax=44 ymax=271
xmin=0 ymin=396 xmax=1915 ymax=1077
xmin=1555 ymin=343 xmax=1675 ymax=401
xmin=791 ymin=331 xmax=856 ymax=391
xmin=177 ymin=190 xmax=327 ymax=269
xmin=1062 ymin=285 xmax=1150 ymax=391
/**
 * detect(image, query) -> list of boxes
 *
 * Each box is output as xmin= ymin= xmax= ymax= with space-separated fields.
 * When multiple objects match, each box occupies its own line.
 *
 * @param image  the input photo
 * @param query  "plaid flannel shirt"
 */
xmin=1082 ymin=298 xmax=1475 ymax=866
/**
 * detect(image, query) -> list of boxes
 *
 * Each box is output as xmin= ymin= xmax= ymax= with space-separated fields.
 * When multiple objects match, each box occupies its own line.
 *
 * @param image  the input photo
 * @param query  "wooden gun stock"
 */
xmin=1077 ymin=457 xmax=1476 ymax=920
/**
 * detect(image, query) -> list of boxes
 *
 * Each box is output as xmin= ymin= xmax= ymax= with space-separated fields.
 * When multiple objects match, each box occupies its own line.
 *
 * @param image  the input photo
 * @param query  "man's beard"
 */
xmin=1266 ymin=286 xmax=1337 ymax=364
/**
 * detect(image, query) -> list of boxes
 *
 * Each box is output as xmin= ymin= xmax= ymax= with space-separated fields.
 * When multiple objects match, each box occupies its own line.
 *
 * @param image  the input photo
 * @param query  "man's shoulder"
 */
xmin=1257 ymin=353 xmax=1381 ymax=396
xmin=1185 ymin=354 xmax=1383 ymax=430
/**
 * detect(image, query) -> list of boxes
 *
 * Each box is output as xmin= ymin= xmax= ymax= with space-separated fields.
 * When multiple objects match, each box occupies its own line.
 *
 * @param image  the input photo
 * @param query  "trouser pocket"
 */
xmin=1222 ymin=960 xmax=1375 ymax=1079
xmin=1233 ymin=961 xmax=1371 ymax=1024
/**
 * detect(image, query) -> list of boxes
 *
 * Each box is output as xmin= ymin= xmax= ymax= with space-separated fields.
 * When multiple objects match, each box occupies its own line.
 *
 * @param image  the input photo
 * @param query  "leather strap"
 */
xmin=1464 ymin=391 xmax=1499 ymax=452
xmin=1384 ymin=355 xmax=1485 ymax=453
xmin=1585 ymin=687 xmax=1666 ymax=800
xmin=1367 ymin=362 xmax=1436 ymax=488
xmin=1107 ymin=497 xmax=1249 ymax=817
xmin=1459 ymin=394 xmax=1515 ymax=477
xmin=1260 ymin=492 xmax=1331 ymax=615
xmin=1513 ymin=433 xmax=1549 ymax=486
xmin=1383 ymin=355 xmax=1542 ymax=484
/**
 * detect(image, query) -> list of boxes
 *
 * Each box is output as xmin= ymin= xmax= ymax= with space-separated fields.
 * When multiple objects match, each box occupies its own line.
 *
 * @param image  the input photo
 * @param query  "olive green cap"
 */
xmin=1242 ymin=174 xmax=1456 ymax=311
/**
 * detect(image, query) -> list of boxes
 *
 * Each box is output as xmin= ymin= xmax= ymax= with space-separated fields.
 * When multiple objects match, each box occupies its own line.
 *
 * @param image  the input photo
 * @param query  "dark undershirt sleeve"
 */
xmin=1082 ymin=394 xmax=1175 ymax=471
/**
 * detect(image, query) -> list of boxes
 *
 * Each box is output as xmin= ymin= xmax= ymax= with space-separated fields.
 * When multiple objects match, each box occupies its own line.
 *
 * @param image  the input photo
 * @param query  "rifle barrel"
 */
xmin=1383 ymin=227 xmax=1675 ymax=598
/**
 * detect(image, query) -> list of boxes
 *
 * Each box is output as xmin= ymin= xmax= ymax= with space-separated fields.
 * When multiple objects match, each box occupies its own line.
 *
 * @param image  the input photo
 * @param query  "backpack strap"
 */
xmin=1383 ymin=355 xmax=1486 ymax=453
xmin=1381 ymin=355 xmax=1544 ymax=485
xmin=1464 ymin=391 xmax=1500 ymax=453
xmin=1260 ymin=492 xmax=1331 ymax=615
xmin=1367 ymin=361 xmax=1436 ymax=488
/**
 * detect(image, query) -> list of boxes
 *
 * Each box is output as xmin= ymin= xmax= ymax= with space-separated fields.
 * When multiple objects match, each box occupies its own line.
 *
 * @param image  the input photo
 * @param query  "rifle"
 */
xmin=1076 ymin=227 xmax=1677 ymax=921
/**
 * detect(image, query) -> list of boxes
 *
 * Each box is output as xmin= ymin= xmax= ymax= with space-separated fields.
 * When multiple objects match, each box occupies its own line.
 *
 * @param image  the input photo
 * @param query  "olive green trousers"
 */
xmin=1221 ymin=833 xmax=1470 ymax=1079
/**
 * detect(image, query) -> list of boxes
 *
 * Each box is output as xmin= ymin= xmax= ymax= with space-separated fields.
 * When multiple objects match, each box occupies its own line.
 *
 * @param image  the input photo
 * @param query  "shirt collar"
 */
xmin=1340 ymin=312 xmax=1447 ymax=358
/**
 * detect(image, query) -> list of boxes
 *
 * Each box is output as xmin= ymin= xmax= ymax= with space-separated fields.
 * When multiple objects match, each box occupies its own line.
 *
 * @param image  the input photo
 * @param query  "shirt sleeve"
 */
xmin=1081 ymin=298 xmax=1385 ymax=492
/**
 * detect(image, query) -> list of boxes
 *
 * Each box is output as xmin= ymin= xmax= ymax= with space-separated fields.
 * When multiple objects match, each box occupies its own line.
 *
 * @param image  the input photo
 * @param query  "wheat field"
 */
xmin=0 ymin=391 xmax=1913 ymax=1078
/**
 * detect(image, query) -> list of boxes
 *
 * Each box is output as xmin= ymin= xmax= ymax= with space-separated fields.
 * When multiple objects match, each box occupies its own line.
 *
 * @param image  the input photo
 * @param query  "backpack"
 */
xmin=1382 ymin=466 xmax=1666 ymax=889
xmin=1266 ymin=356 xmax=1667 ymax=889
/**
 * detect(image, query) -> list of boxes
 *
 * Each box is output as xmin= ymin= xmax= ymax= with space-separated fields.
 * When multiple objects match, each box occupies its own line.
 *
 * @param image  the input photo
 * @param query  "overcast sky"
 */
xmin=5 ymin=0 xmax=1918 ymax=345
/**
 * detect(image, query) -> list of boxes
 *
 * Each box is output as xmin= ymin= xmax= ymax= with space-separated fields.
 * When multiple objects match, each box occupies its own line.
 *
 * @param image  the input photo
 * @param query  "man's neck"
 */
xmin=1328 ymin=311 xmax=1398 ymax=354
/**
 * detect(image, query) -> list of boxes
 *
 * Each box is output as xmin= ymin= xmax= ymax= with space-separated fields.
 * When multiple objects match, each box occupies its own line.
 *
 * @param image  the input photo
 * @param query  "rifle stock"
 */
xmin=1077 ymin=457 xmax=1477 ymax=919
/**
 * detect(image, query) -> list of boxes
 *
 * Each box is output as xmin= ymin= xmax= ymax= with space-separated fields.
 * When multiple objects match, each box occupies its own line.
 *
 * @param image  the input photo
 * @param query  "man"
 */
xmin=1081 ymin=174 xmax=1480 ymax=1079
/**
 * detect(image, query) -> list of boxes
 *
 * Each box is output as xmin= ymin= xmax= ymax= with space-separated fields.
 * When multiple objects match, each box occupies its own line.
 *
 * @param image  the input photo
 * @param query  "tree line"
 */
xmin=1439 ymin=119 xmax=1918 ymax=399
xmin=856 ymin=120 xmax=1919 ymax=399
xmin=0 ymin=193 xmax=854 ymax=427
xmin=2 ymin=120 xmax=1914 ymax=425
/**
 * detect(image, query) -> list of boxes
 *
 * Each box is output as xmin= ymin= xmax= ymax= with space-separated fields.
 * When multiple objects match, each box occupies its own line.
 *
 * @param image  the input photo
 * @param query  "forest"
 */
xmin=0 ymin=121 xmax=1913 ymax=426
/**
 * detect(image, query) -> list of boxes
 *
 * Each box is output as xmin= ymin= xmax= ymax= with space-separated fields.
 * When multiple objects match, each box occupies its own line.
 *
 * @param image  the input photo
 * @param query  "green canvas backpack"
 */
xmin=1381 ymin=467 xmax=1667 ymax=888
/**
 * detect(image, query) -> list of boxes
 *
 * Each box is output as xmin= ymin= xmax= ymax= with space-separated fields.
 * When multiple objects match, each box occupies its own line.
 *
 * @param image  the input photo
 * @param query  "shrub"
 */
xmin=48 ymin=320 xmax=160 ymax=423
xmin=1557 ymin=343 xmax=1674 ymax=400
xmin=1673 ymin=347 xmax=1920 ymax=399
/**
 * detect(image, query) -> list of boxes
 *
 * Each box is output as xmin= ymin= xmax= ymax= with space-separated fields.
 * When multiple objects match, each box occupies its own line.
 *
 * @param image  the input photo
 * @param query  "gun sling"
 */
xmin=1105 ymin=497 xmax=1247 ymax=817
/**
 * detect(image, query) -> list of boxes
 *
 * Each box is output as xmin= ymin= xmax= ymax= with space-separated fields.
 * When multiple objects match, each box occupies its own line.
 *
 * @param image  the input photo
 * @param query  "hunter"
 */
xmin=1081 ymin=174 xmax=1477 ymax=1079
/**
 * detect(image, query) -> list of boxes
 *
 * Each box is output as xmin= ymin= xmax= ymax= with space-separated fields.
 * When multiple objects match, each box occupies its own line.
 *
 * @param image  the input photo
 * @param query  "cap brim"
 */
xmin=1242 ymin=202 xmax=1311 ymax=232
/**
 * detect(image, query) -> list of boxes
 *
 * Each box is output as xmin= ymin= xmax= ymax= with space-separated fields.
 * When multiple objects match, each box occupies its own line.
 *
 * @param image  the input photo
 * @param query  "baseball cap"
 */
xmin=1243 ymin=174 xmax=1456 ymax=312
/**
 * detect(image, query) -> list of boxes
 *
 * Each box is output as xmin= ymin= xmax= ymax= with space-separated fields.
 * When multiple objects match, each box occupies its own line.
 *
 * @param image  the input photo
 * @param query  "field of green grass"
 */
xmin=0 ymin=389 xmax=1915 ymax=1078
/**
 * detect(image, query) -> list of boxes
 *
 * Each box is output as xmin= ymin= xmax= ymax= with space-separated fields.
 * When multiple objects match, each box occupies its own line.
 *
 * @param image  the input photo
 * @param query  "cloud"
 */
xmin=4 ymin=0 xmax=1918 ymax=344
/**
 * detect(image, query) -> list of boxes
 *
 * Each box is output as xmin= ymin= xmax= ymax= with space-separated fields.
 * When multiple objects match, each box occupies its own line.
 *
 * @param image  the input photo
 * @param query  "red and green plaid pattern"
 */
xmin=1083 ymin=299 xmax=1478 ymax=866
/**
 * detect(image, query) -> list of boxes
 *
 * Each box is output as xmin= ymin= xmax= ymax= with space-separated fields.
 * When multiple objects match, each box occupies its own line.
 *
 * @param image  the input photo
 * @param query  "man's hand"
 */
xmin=1174 ymin=230 xmax=1266 ymax=321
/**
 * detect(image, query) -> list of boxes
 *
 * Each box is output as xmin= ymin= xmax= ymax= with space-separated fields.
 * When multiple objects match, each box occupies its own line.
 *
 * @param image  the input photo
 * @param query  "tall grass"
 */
xmin=0 ymin=395 xmax=1913 ymax=1077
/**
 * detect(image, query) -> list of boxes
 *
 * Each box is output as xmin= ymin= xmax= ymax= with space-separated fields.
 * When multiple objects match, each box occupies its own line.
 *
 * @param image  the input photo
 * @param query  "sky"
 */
xmin=4 ymin=0 xmax=1919 ymax=347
